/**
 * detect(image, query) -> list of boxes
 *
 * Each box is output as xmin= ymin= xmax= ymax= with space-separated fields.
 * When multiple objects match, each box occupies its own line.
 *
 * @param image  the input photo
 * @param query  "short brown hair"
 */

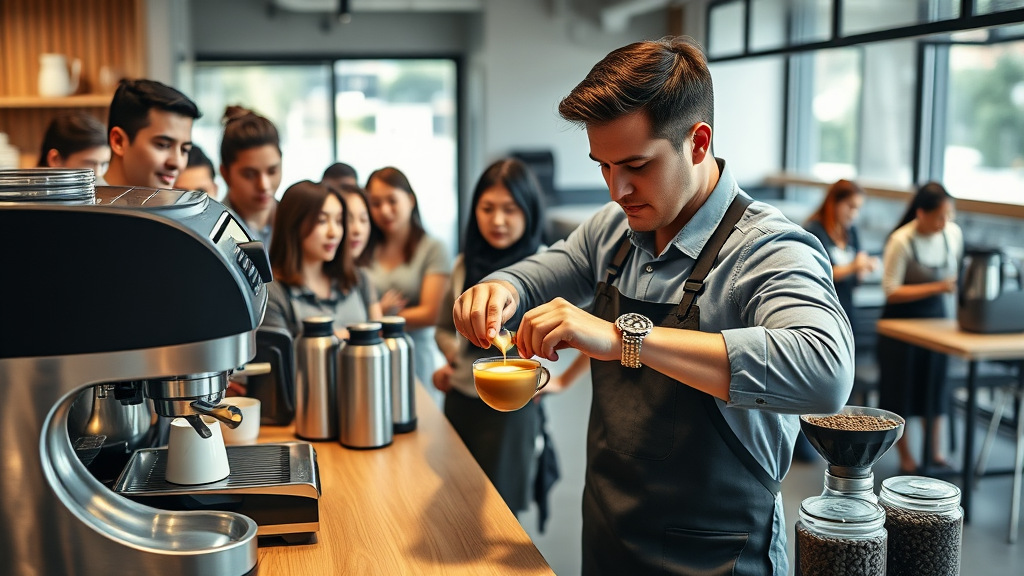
xmin=365 ymin=167 xmax=425 ymax=264
xmin=558 ymin=36 xmax=714 ymax=149
xmin=269 ymin=180 xmax=357 ymax=292
xmin=220 ymin=105 xmax=281 ymax=168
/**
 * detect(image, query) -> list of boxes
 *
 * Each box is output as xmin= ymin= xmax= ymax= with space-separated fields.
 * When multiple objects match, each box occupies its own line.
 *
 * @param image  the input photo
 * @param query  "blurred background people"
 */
xmin=220 ymin=106 xmax=282 ymax=247
xmin=263 ymin=180 xmax=380 ymax=340
xmin=174 ymin=145 xmax=218 ymax=198
xmin=36 ymin=113 xmax=110 ymax=177
xmin=102 ymin=79 xmax=200 ymax=188
xmin=796 ymin=179 xmax=879 ymax=462
xmin=336 ymin=182 xmax=372 ymax=264
xmin=433 ymin=158 xmax=548 ymax=515
xmin=364 ymin=166 xmax=450 ymax=392
xmin=321 ymin=162 xmax=358 ymax=190
xmin=878 ymin=182 xmax=962 ymax=474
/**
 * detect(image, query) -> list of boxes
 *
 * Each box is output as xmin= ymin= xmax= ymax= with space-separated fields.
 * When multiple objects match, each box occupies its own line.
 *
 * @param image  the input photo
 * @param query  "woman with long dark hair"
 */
xmin=263 ymin=181 xmax=380 ymax=339
xmin=364 ymin=167 xmax=451 ymax=389
xmin=433 ymin=158 xmax=547 ymax=514
xmin=878 ymin=182 xmax=962 ymax=474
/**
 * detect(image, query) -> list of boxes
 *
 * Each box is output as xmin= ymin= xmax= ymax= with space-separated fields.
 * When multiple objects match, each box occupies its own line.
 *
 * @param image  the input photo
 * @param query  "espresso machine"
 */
xmin=0 ymin=169 xmax=272 ymax=576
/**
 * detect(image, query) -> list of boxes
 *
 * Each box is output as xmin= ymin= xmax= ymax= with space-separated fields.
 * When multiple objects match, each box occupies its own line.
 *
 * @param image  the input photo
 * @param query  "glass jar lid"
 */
xmin=0 ymin=168 xmax=95 ymax=203
xmin=800 ymin=496 xmax=886 ymax=536
xmin=880 ymin=476 xmax=961 ymax=512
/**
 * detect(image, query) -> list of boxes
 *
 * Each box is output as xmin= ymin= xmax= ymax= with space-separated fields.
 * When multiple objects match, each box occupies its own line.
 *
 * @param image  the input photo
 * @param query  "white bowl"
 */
xmin=166 ymin=416 xmax=230 ymax=485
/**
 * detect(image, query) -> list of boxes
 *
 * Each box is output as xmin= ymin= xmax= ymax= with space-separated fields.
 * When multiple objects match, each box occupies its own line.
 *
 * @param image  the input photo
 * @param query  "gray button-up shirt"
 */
xmin=487 ymin=159 xmax=854 ymax=576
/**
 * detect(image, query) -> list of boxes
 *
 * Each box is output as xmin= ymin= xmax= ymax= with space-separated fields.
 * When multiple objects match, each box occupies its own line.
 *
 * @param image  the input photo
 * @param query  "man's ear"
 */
xmin=109 ymin=127 xmax=129 ymax=157
xmin=691 ymin=123 xmax=712 ymax=165
xmin=45 ymin=148 xmax=64 ymax=167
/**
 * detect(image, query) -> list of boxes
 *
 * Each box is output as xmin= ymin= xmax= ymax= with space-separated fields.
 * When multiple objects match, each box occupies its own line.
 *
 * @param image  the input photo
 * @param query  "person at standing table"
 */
xmin=878 ymin=182 xmax=962 ymax=474
xmin=174 ymin=145 xmax=218 ymax=199
xmin=452 ymin=37 xmax=853 ymax=576
xmin=219 ymin=106 xmax=282 ymax=248
xmin=321 ymin=162 xmax=358 ymax=190
xmin=262 ymin=180 xmax=381 ymax=340
xmin=36 ymin=113 xmax=110 ymax=177
xmin=364 ymin=167 xmax=451 ymax=391
xmin=335 ymin=183 xmax=372 ymax=264
xmin=433 ymin=158 xmax=554 ymax=515
xmin=796 ymin=179 xmax=879 ymax=462
xmin=101 ymin=79 xmax=200 ymax=188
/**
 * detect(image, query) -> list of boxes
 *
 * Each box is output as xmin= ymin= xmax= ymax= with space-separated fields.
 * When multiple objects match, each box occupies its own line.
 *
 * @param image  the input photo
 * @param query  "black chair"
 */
xmin=249 ymin=327 xmax=296 ymax=426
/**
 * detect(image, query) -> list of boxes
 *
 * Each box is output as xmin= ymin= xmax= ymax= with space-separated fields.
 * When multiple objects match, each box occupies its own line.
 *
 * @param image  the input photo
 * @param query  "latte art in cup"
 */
xmin=473 ymin=357 xmax=550 ymax=412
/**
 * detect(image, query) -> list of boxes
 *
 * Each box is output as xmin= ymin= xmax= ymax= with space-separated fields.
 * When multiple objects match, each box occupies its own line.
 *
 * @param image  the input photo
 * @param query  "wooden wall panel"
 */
xmin=0 ymin=0 xmax=143 ymax=166
xmin=0 ymin=0 xmax=144 ymax=97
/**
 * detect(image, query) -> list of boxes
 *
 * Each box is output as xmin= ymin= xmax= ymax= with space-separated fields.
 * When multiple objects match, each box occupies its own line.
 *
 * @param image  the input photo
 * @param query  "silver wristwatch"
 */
xmin=615 ymin=313 xmax=654 ymax=368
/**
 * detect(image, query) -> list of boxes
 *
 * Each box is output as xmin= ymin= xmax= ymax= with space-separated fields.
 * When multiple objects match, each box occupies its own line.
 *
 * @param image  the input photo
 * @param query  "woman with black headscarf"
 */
xmin=434 ymin=158 xmax=547 ymax=514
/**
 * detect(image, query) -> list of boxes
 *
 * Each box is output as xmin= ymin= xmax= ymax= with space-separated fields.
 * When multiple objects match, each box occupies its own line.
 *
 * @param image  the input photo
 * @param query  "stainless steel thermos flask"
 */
xmin=294 ymin=316 xmax=340 ymax=440
xmin=380 ymin=316 xmax=417 ymax=433
xmin=338 ymin=322 xmax=392 ymax=449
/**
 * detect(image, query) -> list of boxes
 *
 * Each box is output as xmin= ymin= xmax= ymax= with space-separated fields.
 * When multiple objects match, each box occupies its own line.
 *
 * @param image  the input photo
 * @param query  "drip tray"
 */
xmin=114 ymin=442 xmax=321 ymax=544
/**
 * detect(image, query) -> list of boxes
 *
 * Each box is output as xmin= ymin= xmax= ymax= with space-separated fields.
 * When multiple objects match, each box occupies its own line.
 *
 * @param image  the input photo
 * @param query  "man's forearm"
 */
xmin=639 ymin=328 xmax=732 ymax=401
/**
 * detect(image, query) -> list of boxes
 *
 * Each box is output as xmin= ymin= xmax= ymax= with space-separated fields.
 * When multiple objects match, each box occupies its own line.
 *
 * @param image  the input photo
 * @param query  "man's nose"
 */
xmin=257 ymin=173 xmax=271 ymax=191
xmin=607 ymin=168 xmax=632 ymax=202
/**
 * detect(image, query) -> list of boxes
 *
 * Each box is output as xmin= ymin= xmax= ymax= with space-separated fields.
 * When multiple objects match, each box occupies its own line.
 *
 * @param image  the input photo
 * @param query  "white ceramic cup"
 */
xmin=165 ymin=416 xmax=230 ymax=485
xmin=220 ymin=397 xmax=261 ymax=445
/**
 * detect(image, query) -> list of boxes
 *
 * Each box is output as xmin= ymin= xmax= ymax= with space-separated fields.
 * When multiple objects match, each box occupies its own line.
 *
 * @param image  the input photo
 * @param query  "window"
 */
xmin=942 ymin=40 xmax=1024 ymax=203
xmin=842 ymin=0 xmax=959 ymax=37
xmin=192 ymin=58 xmax=459 ymax=254
xmin=334 ymin=60 xmax=458 ymax=254
xmin=192 ymin=64 xmax=333 ymax=196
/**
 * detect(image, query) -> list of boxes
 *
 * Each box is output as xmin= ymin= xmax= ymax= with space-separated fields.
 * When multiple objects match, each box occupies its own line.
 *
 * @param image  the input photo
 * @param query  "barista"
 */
xmin=101 ymin=79 xmax=200 ymax=188
xmin=452 ymin=37 xmax=854 ymax=576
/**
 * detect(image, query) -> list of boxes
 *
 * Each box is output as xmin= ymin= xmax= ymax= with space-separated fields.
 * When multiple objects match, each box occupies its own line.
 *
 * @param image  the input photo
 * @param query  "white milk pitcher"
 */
xmin=38 ymin=54 xmax=81 ymax=97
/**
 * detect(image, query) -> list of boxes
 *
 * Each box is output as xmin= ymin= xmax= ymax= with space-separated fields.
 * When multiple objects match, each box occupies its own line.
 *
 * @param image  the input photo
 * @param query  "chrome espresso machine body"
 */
xmin=0 ymin=170 xmax=272 ymax=576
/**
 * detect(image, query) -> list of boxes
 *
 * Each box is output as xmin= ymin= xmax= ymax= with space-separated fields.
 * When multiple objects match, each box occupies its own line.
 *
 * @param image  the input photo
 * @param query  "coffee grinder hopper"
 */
xmin=800 ymin=406 xmax=905 ymax=501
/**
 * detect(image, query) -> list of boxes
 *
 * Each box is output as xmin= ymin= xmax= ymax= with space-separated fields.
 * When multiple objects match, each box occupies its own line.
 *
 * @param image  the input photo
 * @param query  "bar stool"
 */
xmin=974 ymin=371 xmax=1024 ymax=543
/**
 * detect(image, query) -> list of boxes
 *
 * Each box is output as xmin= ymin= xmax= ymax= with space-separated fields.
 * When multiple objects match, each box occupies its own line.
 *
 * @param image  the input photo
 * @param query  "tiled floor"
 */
xmin=518 ymin=352 xmax=1024 ymax=575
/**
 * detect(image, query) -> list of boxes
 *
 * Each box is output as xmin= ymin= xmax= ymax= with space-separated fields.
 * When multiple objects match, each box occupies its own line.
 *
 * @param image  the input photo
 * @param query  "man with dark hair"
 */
xmin=320 ymin=162 xmax=358 ymax=190
xmin=175 ymin=145 xmax=218 ymax=198
xmin=452 ymin=37 xmax=853 ymax=575
xmin=102 ymin=79 xmax=201 ymax=188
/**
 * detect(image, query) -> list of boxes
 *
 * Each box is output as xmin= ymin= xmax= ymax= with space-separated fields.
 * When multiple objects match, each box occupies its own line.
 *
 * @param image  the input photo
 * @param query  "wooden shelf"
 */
xmin=0 ymin=94 xmax=112 ymax=109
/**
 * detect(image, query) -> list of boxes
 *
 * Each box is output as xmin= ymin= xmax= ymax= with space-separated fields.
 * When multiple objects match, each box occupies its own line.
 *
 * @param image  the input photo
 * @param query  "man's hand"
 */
xmin=516 ymin=297 xmax=620 ymax=363
xmin=453 ymin=280 xmax=519 ymax=348
xmin=432 ymin=364 xmax=454 ymax=393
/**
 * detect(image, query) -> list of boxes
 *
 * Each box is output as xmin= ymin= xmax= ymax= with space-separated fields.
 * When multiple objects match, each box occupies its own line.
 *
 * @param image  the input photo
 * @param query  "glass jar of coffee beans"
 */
xmin=797 ymin=495 xmax=887 ymax=576
xmin=878 ymin=476 xmax=962 ymax=576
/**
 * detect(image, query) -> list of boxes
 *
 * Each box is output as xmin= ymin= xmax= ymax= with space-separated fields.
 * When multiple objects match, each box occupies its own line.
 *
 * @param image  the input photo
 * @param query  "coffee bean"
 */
xmin=805 ymin=414 xmax=900 ymax=432
xmin=881 ymin=504 xmax=962 ymax=576
xmin=797 ymin=524 xmax=887 ymax=576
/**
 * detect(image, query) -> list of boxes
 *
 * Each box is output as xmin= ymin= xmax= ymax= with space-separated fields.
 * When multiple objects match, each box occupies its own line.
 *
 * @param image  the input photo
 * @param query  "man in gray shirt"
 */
xmin=452 ymin=37 xmax=853 ymax=576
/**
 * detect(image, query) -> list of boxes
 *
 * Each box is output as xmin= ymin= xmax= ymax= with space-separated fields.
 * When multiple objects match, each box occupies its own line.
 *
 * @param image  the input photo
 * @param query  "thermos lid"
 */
xmin=380 ymin=315 xmax=407 ymax=337
xmin=302 ymin=316 xmax=335 ymax=337
xmin=347 ymin=322 xmax=383 ymax=344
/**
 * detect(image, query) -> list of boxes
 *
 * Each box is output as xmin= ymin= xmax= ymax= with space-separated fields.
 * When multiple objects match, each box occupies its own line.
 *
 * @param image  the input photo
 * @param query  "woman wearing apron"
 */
xmin=878 ymin=182 xmax=962 ymax=474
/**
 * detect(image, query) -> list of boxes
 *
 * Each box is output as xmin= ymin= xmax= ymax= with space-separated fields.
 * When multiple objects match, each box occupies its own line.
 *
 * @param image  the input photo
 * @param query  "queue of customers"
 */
xmin=34 ymin=77 xmax=583 ymax=518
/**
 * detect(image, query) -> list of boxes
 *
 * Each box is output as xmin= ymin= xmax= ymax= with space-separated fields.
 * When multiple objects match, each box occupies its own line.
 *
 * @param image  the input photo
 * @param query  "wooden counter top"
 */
xmin=875 ymin=318 xmax=1024 ymax=361
xmin=255 ymin=385 xmax=555 ymax=576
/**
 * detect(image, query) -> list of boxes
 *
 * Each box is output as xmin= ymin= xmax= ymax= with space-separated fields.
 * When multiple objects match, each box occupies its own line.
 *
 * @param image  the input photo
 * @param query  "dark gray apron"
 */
xmin=582 ymin=195 xmax=778 ymax=576
xmin=878 ymin=232 xmax=952 ymax=418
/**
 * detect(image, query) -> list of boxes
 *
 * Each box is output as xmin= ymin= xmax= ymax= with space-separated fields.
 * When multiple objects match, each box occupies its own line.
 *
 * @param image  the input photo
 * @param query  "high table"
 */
xmin=255 ymin=385 xmax=555 ymax=575
xmin=875 ymin=318 xmax=1024 ymax=521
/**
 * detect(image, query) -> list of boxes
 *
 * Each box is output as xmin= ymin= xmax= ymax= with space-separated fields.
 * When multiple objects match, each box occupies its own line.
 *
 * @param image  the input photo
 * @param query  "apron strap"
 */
xmin=603 ymin=231 xmax=634 ymax=285
xmin=702 ymin=393 xmax=782 ymax=495
xmin=678 ymin=195 xmax=754 ymax=316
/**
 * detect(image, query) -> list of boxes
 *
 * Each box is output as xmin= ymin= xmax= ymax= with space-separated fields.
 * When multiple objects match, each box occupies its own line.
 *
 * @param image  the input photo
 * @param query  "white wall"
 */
xmin=471 ymin=1 xmax=667 ymax=191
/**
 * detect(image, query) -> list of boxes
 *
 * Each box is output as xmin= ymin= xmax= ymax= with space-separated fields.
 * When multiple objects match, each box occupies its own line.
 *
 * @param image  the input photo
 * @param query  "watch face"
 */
xmin=616 ymin=313 xmax=654 ymax=335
